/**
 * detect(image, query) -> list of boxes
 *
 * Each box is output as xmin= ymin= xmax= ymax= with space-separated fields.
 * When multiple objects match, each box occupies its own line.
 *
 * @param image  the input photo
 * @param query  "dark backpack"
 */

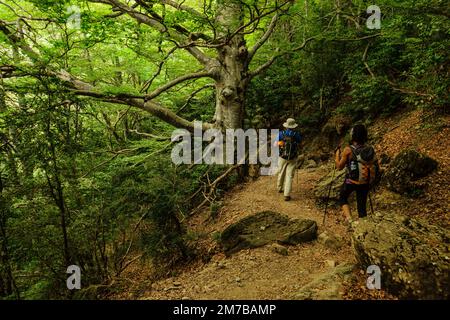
xmin=348 ymin=145 xmax=381 ymax=186
xmin=280 ymin=131 xmax=299 ymax=160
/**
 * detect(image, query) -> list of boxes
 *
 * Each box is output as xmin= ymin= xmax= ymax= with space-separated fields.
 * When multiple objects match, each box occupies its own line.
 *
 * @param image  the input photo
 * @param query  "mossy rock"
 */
xmin=219 ymin=211 xmax=317 ymax=255
xmin=352 ymin=213 xmax=450 ymax=299
xmin=384 ymin=150 xmax=438 ymax=196
xmin=314 ymin=169 xmax=346 ymax=203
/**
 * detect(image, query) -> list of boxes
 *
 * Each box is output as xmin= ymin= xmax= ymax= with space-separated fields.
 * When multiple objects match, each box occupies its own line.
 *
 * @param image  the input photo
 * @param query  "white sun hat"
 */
xmin=283 ymin=118 xmax=298 ymax=129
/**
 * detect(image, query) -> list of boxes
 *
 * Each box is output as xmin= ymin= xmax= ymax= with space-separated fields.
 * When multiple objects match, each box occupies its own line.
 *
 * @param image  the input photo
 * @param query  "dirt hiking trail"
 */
xmin=115 ymin=166 xmax=377 ymax=300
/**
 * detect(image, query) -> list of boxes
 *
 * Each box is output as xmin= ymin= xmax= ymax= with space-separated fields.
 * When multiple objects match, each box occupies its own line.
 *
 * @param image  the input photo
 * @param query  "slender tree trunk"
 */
xmin=0 ymin=212 xmax=19 ymax=298
xmin=0 ymin=176 xmax=20 ymax=299
xmin=44 ymin=117 xmax=71 ymax=268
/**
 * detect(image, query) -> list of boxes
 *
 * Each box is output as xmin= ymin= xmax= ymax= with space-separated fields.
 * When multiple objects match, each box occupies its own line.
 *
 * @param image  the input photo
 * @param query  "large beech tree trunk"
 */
xmin=213 ymin=1 xmax=249 ymax=130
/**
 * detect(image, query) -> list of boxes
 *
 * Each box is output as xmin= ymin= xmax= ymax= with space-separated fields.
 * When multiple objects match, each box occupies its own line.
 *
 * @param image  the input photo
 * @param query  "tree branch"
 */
xmin=144 ymin=71 xmax=213 ymax=100
xmin=248 ymin=36 xmax=317 ymax=79
xmin=140 ymin=46 xmax=178 ymax=93
xmin=127 ymin=129 xmax=171 ymax=141
xmin=248 ymin=32 xmax=381 ymax=79
xmin=247 ymin=13 xmax=279 ymax=63
xmin=88 ymin=0 xmax=211 ymax=66
xmin=160 ymin=0 xmax=204 ymax=18
xmin=331 ymin=33 xmax=382 ymax=42
xmin=0 ymin=65 xmax=26 ymax=78
xmin=67 ymin=87 xmax=212 ymax=131
xmin=362 ymin=42 xmax=436 ymax=99
xmin=0 ymin=19 xmax=39 ymax=60
xmin=176 ymin=84 xmax=214 ymax=114
xmin=227 ymin=1 xmax=291 ymax=42
xmin=64 ymin=77 xmax=213 ymax=132
xmin=362 ymin=43 xmax=376 ymax=79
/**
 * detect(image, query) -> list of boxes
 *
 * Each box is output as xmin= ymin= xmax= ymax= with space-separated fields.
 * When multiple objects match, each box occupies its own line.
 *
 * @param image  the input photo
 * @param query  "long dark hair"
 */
xmin=350 ymin=124 xmax=368 ymax=145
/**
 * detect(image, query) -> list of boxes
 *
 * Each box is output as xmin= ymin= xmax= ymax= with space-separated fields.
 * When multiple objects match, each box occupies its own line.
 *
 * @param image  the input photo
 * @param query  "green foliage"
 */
xmin=339 ymin=76 xmax=401 ymax=119
xmin=107 ymin=157 xmax=191 ymax=273
xmin=209 ymin=201 xmax=222 ymax=219
xmin=247 ymin=0 xmax=449 ymax=131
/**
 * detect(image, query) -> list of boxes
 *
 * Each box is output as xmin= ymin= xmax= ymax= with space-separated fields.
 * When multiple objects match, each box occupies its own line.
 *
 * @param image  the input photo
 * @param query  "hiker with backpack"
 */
xmin=276 ymin=118 xmax=302 ymax=201
xmin=335 ymin=124 xmax=380 ymax=225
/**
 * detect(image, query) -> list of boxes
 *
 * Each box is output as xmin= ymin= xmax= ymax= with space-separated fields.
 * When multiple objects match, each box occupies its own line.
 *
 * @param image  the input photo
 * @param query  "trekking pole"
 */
xmin=368 ymin=190 xmax=374 ymax=215
xmin=295 ymin=156 xmax=302 ymax=193
xmin=322 ymin=165 xmax=336 ymax=226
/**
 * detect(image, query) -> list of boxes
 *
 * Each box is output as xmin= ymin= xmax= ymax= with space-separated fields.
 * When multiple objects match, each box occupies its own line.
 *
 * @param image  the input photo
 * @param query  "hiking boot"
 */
xmin=284 ymin=196 xmax=291 ymax=201
xmin=278 ymin=189 xmax=283 ymax=193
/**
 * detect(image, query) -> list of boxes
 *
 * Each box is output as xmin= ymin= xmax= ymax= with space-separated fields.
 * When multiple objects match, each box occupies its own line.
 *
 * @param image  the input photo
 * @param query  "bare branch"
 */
xmin=331 ymin=33 xmax=382 ymax=42
xmin=248 ymin=36 xmax=317 ymax=79
xmin=176 ymin=84 xmax=214 ymax=114
xmin=144 ymin=71 xmax=213 ymax=101
xmin=247 ymin=13 xmax=279 ymax=63
xmin=141 ymin=47 xmax=180 ymax=93
xmin=160 ymin=0 xmax=203 ymax=18
xmin=362 ymin=43 xmax=376 ymax=79
xmin=127 ymin=129 xmax=171 ymax=141
xmin=190 ymin=164 xmax=239 ymax=215
xmin=227 ymin=1 xmax=291 ymax=42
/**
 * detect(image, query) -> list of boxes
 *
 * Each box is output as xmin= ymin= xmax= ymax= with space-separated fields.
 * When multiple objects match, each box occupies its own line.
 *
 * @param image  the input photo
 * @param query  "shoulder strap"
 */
xmin=349 ymin=145 xmax=358 ymax=161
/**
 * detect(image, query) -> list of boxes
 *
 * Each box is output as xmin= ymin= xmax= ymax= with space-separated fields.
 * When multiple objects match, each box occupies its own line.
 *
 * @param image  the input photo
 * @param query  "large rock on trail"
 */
xmin=352 ymin=213 xmax=450 ymax=299
xmin=219 ymin=211 xmax=317 ymax=255
xmin=384 ymin=150 xmax=438 ymax=196
xmin=314 ymin=169 xmax=346 ymax=202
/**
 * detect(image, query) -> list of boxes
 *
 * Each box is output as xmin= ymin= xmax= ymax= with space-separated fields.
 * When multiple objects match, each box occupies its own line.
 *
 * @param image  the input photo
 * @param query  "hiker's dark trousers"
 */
xmin=339 ymin=183 xmax=370 ymax=218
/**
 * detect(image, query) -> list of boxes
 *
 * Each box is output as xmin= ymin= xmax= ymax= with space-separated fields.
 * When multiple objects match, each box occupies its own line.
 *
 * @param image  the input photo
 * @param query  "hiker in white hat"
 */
xmin=276 ymin=118 xmax=302 ymax=201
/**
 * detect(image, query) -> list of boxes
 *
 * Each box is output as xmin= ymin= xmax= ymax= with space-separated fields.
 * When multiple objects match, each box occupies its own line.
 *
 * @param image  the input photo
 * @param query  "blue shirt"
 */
xmin=277 ymin=129 xmax=302 ymax=144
